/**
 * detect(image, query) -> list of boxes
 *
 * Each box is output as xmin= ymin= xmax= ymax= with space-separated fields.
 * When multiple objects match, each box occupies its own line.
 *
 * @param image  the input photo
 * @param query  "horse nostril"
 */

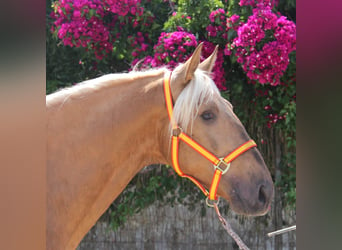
xmin=258 ymin=185 xmax=266 ymax=205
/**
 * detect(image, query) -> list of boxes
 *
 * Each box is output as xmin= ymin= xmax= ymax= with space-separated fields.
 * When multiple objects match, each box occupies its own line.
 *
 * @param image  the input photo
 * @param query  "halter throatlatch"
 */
xmin=163 ymin=72 xmax=257 ymax=206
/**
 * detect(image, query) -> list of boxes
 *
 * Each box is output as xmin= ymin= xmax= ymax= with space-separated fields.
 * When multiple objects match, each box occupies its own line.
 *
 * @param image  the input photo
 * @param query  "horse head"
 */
xmin=165 ymin=43 xmax=274 ymax=216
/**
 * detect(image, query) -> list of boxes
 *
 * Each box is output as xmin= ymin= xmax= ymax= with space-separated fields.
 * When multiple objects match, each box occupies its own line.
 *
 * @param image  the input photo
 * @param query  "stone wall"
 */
xmin=78 ymin=201 xmax=296 ymax=250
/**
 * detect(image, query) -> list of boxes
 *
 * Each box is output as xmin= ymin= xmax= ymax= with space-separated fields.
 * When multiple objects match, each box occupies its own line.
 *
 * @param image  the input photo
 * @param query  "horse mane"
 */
xmin=47 ymin=64 xmax=219 ymax=135
xmin=46 ymin=68 xmax=167 ymax=104
xmin=172 ymin=67 xmax=220 ymax=134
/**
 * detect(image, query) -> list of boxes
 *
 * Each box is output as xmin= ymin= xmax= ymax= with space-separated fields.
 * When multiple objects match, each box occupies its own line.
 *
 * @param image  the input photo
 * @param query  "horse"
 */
xmin=46 ymin=43 xmax=273 ymax=249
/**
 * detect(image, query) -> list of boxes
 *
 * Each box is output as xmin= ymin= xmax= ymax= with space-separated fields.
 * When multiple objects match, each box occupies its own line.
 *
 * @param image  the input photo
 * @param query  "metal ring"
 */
xmin=213 ymin=158 xmax=231 ymax=175
xmin=206 ymin=197 xmax=220 ymax=207
xmin=172 ymin=127 xmax=183 ymax=137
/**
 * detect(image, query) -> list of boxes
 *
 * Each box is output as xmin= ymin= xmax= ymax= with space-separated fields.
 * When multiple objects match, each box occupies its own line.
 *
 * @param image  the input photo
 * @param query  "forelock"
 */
xmin=171 ymin=69 xmax=220 ymax=133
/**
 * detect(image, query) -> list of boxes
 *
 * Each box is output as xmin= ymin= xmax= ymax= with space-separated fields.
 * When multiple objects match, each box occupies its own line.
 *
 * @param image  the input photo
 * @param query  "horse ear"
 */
xmin=183 ymin=42 xmax=203 ymax=82
xmin=171 ymin=42 xmax=203 ymax=100
xmin=198 ymin=45 xmax=218 ymax=72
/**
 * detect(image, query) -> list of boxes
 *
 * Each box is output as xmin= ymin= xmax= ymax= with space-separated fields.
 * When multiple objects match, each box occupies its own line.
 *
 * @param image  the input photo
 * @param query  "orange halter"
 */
xmin=163 ymin=72 xmax=257 ymax=206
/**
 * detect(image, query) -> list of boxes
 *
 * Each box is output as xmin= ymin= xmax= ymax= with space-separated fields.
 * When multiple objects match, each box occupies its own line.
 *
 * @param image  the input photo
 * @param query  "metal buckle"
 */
xmin=206 ymin=197 xmax=220 ymax=207
xmin=214 ymin=158 xmax=231 ymax=175
xmin=172 ymin=127 xmax=183 ymax=137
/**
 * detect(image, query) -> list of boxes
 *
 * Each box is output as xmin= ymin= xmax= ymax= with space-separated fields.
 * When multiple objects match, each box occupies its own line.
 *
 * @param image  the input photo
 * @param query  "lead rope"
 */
xmin=213 ymin=203 xmax=250 ymax=250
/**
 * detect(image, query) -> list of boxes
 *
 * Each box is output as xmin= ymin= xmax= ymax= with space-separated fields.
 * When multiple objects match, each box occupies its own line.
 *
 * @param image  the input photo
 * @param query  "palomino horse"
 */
xmin=47 ymin=43 xmax=273 ymax=249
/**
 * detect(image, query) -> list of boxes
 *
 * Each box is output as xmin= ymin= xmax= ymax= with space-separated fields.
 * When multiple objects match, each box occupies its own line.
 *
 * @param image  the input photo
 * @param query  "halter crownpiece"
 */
xmin=163 ymin=72 xmax=257 ymax=206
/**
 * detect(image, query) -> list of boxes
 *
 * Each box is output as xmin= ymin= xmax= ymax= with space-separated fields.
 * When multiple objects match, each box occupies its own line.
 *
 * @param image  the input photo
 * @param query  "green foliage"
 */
xmin=279 ymin=150 xmax=296 ymax=207
xmin=105 ymin=166 xmax=208 ymax=230
xmin=109 ymin=0 xmax=170 ymax=62
xmin=164 ymin=0 xmax=224 ymax=35
xmin=278 ymin=0 xmax=296 ymax=21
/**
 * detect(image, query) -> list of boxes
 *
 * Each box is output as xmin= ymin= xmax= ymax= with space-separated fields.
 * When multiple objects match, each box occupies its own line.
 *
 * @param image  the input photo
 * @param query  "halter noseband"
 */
xmin=163 ymin=72 xmax=257 ymax=206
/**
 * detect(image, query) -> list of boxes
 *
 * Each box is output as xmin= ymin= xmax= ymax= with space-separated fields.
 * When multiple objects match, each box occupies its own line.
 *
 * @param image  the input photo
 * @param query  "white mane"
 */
xmin=47 ymin=65 xmax=219 ymax=136
xmin=172 ymin=68 xmax=220 ymax=133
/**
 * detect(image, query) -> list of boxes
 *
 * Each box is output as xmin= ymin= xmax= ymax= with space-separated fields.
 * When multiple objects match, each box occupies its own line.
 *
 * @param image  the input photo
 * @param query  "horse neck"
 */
xmin=47 ymin=70 xmax=170 ymax=249
xmin=48 ymin=69 xmax=169 ymax=166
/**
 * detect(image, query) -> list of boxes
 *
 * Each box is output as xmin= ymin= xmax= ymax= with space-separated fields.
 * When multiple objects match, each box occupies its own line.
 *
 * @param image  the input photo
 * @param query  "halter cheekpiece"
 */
xmin=163 ymin=72 xmax=257 ymax=206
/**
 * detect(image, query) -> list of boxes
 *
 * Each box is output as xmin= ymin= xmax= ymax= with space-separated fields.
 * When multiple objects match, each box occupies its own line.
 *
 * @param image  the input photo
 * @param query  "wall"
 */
xmin=78 ymin=200 xmax=296 ymax=250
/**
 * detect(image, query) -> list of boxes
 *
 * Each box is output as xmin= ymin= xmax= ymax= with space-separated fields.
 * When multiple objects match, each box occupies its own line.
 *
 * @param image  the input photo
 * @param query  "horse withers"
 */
xmin=46 ymin=43 xmax=273 ymax=249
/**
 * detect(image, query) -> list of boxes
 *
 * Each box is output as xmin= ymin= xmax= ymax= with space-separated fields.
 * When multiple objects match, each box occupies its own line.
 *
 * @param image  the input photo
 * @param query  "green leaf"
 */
xmin=227 ymin=29 xmax=237 ymax=41
xmin=88 ymin=9 xmax=95 ymax=17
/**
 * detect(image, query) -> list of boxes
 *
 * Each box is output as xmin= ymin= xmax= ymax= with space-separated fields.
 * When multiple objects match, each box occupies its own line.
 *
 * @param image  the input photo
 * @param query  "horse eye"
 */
xmin=201 ymin=111 xmax=215 ymax=121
